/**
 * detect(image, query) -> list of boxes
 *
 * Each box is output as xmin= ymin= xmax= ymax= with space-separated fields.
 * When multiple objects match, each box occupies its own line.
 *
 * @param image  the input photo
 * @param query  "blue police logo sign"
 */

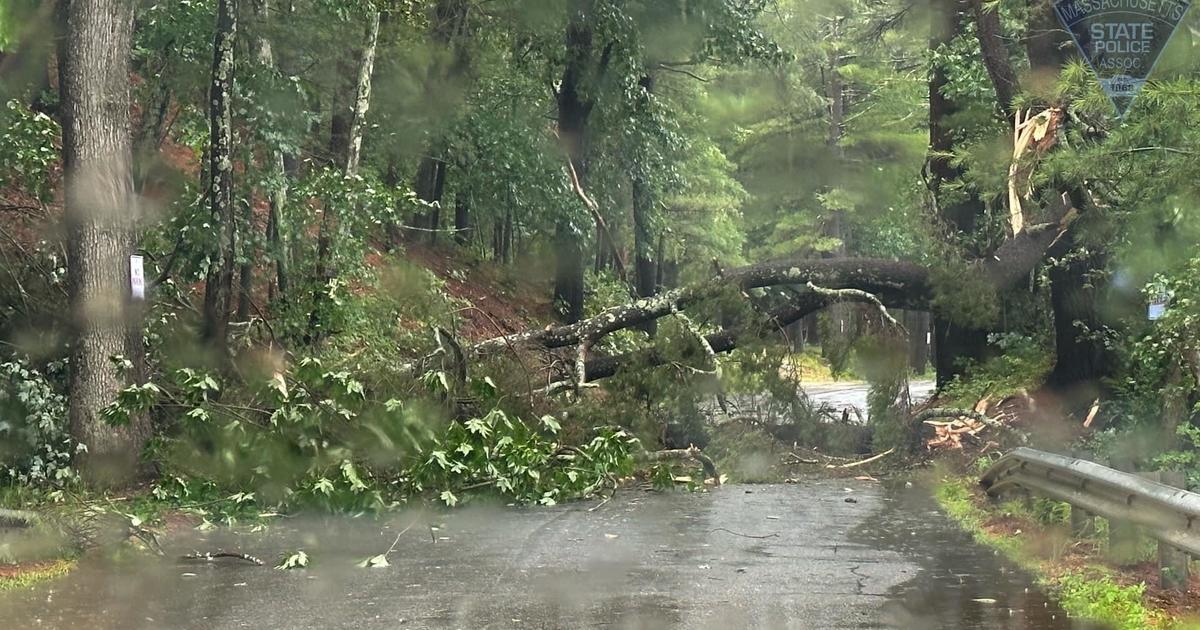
xmin=1054 ymin=0 xmax=1191 ymax=117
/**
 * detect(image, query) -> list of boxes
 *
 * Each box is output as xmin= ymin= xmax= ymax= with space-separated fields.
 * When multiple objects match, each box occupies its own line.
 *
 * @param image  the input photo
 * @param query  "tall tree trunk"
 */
xmin=403 ymin=0 xmax=472 ymax=246
xmin=453 ymin=190 xmax=471 ymax=245
xmin=1027 ymin=0 xmax=1105 ymax=394
xmin=59 ymin=0 xmax=149 ymax=486
xmin=631 ymin=74 xmax=657 ymax=335
xmin=255 ymin=0 xmax=289 ymax=298
xmin=631 ymin=174 xmax=657 ymax=334
xmin=342 ymin=9 xmax=378 ymax=177
xmin=655 ymin=233 xmax=666 ymax=290
xmin=307 ymin=7 xmax=378 ymax=343
xmin=906 ymin=310 xmax=931 ymax=373
xmin=201 ymin=0 xmax=237 ymax=352
xmin=502 ymin=208 xmax=514 ymax=264
xmin=930 ymin=0 xmax=992 ymax=388
xmin=554 ymin=0 xmax=599 ymax=323
xmin=428 ymin=159 xmax=446 ymax=245
xmin=412 ymin=155 xmax=446 ymax=237
xmin=971 ymin=0 xmax=1018 ymax=115
xmin=1048 ymin=247 xmax=1112 ymax=392
xmin=492 ymin=217 xmax=502 ymax=261
xmin=236 ymin=204 xmax=253 ymax=321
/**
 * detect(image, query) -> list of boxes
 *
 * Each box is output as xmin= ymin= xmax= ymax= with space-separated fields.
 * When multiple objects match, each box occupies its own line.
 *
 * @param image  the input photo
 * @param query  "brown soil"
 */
xmin=403 ymin=243 xmax=552 ymax=342
xmin=1124 ymin=561 xmax=1200 ymax=623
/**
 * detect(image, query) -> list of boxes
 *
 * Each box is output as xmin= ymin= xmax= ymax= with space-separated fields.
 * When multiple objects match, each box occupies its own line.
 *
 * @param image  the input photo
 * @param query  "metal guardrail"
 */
xmin=980 ymin=447 xmax=1200 ymax=565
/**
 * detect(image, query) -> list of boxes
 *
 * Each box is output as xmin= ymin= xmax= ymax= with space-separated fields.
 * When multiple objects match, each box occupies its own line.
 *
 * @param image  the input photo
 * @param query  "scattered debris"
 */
xmin=708 ymin=528 xmax=780 ymax=540
xmin=182 ymin=551 xmax=264 ymax=566
xmin=1083 ymin=398 xmax=1101 ymax=428
xmin=918 ymin=408 xmax=1002 ymax=450
xmin=827 ymin=448 xmax=895 ymax=469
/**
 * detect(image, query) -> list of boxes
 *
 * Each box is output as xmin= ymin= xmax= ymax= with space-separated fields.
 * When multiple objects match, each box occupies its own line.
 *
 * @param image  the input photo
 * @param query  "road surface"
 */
xmin=0 ymin=480 xmax=1098 ymax=629
xmin=803 ymin=380 xmax=937 ymax=421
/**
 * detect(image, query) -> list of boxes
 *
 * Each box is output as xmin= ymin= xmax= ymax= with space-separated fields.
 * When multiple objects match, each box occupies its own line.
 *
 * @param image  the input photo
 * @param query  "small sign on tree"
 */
xmin=130 ymin=254 xmax=145 ymax=300
xmin=1148 ymin=289 xmax=1170 ymax=321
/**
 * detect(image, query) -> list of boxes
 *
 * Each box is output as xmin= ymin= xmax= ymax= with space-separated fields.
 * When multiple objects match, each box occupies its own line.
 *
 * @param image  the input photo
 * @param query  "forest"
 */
xmin=0 ymin=0 xmax=1199 ymax=535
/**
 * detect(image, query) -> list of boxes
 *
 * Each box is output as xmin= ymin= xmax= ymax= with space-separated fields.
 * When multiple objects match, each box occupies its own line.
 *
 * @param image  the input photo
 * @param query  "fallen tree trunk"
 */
xmin=580 ymin=292 xmax=829 ymax=382
xmin=472 ymin=257 xmax=932 ymax=357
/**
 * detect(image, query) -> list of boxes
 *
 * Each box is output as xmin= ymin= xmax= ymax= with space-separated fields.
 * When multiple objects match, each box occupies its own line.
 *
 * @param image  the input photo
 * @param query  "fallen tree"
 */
xmin=473 ymin=190 xmax=1074 ymax=355
xmin=461 ymin=189 xmax=1079 ymax=392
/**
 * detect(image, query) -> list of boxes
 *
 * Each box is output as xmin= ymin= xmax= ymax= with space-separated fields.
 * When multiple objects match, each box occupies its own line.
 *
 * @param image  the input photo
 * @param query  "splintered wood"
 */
xmin=925 ymin=415 xmax=989 ymax=450
xmin=1008 ymin=108 xmax=1063 ymax=236
xmin=922 ymin=397 xmax=1005 ymax=450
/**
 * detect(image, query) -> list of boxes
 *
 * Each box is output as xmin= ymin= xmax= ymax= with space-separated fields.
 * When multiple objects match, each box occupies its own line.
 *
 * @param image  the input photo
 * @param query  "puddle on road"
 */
xmin=853 ymin=480 xmax=1108 ymax=630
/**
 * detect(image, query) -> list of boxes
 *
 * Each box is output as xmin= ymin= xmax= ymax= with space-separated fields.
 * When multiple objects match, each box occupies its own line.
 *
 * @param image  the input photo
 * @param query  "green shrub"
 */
xmin=404 ymin=410 xmax=639 ymax=506
xmin=0 ymin=360 xmax=76 ymax=486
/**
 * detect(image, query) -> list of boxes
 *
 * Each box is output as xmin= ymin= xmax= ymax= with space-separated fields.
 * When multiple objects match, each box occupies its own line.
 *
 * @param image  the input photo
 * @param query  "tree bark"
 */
xmin=201 ymin=0 xmax=237 ymax=351
xmin=930 ymin=0 xmax=995 ymax=387
xmin=343 ymin=9 xmax=378 ymax=177
xmin=971 ymin=0 xmax=1018 ymax=115
xmin=631 ymin=74 xmax=657 ymax=335
xmin=907 ymin=310 xmax=931 ymax=372
xmin=59 ymin=0 xmax=149 ymax=486
xmin=631 ymin=172 xmax=656 ymax=333
xmin=453 ymin=190 xmax=471 ymax=245
xmin=412 ymin=155 xmax=447 ymax=237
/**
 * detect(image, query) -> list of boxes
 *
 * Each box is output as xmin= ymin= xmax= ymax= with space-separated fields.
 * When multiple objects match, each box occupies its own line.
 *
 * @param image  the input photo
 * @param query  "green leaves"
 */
xmin=406 ymin=409 xmax=639 ymax=507
xmin=275 ymin=550 xmax=309 ymax=570
xmin=0 ymin=360 xmax=74 ymax=486
xmin=0 ymin=100 xmax=60 ymax=203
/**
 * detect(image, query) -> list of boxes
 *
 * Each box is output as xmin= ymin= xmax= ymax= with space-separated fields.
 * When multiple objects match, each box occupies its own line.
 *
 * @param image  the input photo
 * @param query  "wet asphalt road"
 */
xmin=802 ymin=380 xmax=937 ymax=421
xmin=0 ymin=480 xmax=1095 ymax=630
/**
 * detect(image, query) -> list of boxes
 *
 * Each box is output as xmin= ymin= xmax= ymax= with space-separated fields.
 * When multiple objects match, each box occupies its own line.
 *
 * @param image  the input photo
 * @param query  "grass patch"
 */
xmin=783 ymin=350 xmax=841 ymax=382
xmin=0 ymin=558 xmax=74 ymax=590
xmin=933 ymin=475 xmax=1168 ymax=630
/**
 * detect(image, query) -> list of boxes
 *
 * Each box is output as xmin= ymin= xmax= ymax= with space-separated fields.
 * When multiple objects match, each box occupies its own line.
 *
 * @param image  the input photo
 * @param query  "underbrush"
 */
xmin=938 ymin=332 xmax=1053 ymax=407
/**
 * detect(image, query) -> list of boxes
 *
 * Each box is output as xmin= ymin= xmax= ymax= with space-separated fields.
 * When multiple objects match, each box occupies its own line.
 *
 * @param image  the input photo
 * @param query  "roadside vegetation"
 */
xmin=935 ymin=473 xmax=1199 ymax=630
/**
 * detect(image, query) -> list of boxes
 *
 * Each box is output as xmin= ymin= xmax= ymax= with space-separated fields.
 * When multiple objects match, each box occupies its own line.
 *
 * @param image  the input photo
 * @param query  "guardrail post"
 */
xmin=1107 ymin=458 xmax=1139 ymax=564
xmin=1069 ymin=506 xmax=1094 ymax=538
xmin=1157 ymin=470 xmax=1190 ymax=591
